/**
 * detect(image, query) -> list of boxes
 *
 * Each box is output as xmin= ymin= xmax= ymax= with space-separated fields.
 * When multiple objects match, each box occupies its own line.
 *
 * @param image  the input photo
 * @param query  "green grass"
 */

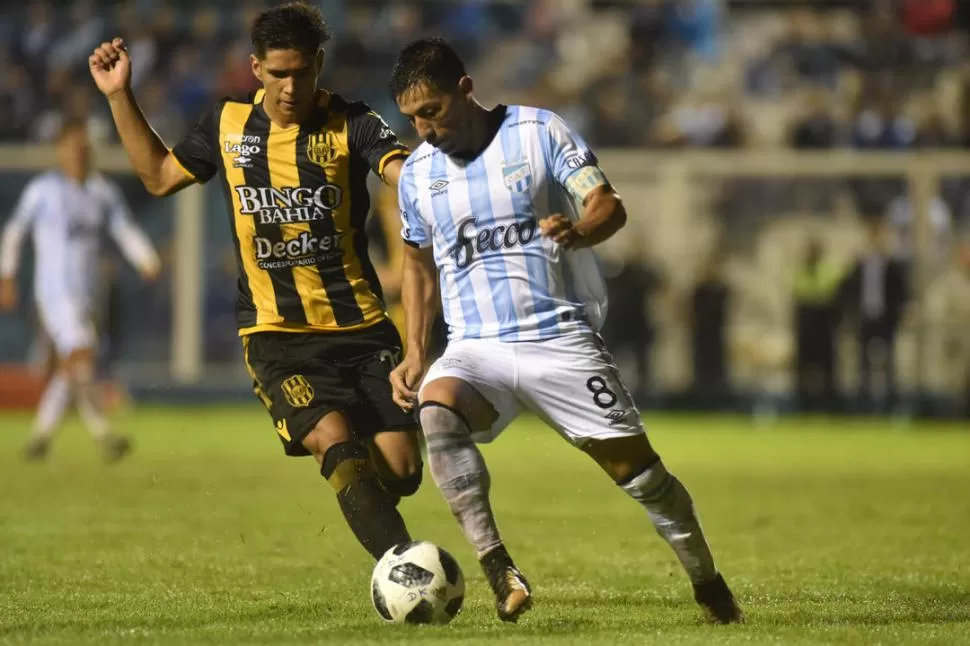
xmin=0 ymin=406 xmax=968 ymax=645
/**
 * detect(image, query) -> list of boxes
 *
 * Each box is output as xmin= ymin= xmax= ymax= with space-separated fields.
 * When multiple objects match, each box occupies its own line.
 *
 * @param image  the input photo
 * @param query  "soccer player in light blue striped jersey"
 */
xmin=387 ymin=39 xmax=743 ymax=624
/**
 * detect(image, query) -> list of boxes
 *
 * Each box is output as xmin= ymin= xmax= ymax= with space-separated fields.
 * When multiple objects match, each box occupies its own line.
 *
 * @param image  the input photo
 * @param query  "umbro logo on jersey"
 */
xmin=604 ymin=410 xmax=628 ymax=426
xmin=430 ymin=179 xmax=449 ymax=194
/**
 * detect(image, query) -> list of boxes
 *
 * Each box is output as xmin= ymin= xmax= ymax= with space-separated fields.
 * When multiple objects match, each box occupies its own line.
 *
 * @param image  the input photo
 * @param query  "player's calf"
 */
xmin=306 ymin=417 xmax=411 ymax=560
xmin=584 ymin=433 xmax=743 ymax=623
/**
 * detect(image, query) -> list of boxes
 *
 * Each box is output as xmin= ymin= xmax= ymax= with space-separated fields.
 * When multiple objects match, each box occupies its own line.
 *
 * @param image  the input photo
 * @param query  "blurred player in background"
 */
xmin=0 ymin=119 xmax=160 ymax=462
xmin=388 ymin=39 xmax=742 ymax=624
xmin=89 ymin=2 xmax=423 ymax=561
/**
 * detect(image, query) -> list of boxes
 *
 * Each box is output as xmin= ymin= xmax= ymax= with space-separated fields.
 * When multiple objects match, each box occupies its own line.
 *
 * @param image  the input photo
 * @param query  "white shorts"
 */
xmin=419 ymin=331 xmax=644 ymax=446
xmin=35 ymin=299 xmax=96 ymax=357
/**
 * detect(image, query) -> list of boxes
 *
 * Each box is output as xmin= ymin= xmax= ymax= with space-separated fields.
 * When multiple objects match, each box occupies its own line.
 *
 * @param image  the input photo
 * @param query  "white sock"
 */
xmin=620 ymin=460 xmax=719 ymax=585
xmin=31 ymin=374 xmax=70 ymax=439
xmin=420 ymin=403 xmax=503 ymax=558
xmin=72 ymin=375 xmax=110 ymax=440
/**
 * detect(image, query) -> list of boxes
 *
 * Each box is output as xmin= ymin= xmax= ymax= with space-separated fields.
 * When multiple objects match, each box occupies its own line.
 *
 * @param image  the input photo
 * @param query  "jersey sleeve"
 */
xmin=0 ymin=178 xmax=44 ymax=278
xmin=398 ymin=169 xmax=432 ymax=249
xmin=347 ymin=103 xmax=410 ymax=178
xmin=541 ymin=111 xmax=609 ymax=201
xmin=171 ymin=102 xmax=220 ymax=183
xmin=103 ymin=179 xmax=161 ymax=275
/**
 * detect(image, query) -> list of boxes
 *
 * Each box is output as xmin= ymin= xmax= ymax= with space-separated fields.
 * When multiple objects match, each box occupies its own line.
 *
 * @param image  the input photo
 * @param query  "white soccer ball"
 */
xmin=370 ymin=541 xmax=465 ymax=624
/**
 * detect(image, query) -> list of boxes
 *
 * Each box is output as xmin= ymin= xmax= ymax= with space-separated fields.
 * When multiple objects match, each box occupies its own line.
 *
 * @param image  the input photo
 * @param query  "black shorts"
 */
xmin=242 ymin=319 xmax=417 ymax=456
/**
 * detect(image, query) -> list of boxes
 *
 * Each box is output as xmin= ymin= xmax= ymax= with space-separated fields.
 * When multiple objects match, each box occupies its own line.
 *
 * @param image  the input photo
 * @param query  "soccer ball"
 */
xmin=370 ymin=541 xmax=465 ymax=624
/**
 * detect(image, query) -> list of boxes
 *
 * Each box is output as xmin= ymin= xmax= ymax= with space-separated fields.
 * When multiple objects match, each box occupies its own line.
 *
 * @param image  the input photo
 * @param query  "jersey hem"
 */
xmin=237 ymin=316 xmax=388 ymax=336
xmin=169 ymin=150 xmax=199 ymax=182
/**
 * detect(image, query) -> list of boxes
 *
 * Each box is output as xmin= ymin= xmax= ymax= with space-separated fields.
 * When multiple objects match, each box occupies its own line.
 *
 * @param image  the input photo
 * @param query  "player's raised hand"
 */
xmin=0 ymin=278 xmax=17 ymax=311
xmin=390 ymin=353 xmax=427 ymax=412
xmin=539 ymin=214 xmax=580 ymax=249
xmin=89 ymin=38 xmax=131 ymax=97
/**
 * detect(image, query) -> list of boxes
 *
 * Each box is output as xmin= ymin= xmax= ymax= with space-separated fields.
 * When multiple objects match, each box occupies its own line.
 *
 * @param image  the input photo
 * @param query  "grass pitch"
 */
xmin=0 ymin=406 xmax=968 ymax=645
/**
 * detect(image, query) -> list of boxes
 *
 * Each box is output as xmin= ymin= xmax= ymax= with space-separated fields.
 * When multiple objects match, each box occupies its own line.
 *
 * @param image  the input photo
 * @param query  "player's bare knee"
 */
xmin=370 ymin=431 xmax=424 ymax=497
xmin=419 ymin=377 xmax=497 ymax=433
xmin=302 ymin=411 xmax=355 ymax=463
xmin=584 ymin=433 xmax=661 ymax=484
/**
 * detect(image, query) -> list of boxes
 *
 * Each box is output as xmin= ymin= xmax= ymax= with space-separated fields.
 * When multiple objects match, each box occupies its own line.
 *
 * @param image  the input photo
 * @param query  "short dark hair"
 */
xmin=389 ymin=38 xmax=466 ymax=101
xmin=251 ymin=2 xmax=331 ymax=59
xmin=56 ymin=117 xmax=87 ymax=141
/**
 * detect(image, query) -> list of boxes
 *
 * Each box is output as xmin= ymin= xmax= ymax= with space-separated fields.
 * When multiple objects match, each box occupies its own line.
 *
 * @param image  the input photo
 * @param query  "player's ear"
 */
xmin=315 ymin=48 xmax=325 ymax=75
xmin=458 ymin=75 xmax=473 ymax=98
xmin=250 ymin=54 xmax=262 ymax=82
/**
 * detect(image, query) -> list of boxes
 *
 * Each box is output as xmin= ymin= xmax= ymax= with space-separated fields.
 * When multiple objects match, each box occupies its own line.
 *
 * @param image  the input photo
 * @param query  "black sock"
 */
xmin=321 ymin=441 xmax=411 ymax=560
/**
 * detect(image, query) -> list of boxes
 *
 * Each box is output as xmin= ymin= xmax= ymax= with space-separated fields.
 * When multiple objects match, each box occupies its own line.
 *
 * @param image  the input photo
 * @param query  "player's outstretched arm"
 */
xmin=89 ymin=38 xmax=193 ymax=197
xmin=0 ymin=180 xmax=43 ymax=311
xmin=389 ymin=244 xmax=439 ymax=411
xmin=540 ymin=181 xmax=627 ymax=250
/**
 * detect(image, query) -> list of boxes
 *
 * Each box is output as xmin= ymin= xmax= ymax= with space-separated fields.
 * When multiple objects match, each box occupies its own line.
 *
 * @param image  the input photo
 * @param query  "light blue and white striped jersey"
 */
xmin=0 ymin=171 xmax=159 ymax=311
xmin=399 ymin=105 xmax=608 ymax=342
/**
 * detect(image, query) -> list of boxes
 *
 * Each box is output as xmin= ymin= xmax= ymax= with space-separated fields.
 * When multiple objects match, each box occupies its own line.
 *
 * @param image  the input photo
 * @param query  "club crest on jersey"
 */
xmin=307 ymin=132 xmax=337 ymax=168
xmin=281 ymin=375 xmax=314 ymax=408
xmin=502 ymin=159 xmax=532 ymax=192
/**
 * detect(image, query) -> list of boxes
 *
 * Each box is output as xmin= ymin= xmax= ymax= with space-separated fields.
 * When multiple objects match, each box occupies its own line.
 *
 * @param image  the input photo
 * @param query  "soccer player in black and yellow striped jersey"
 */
xmin=89 ymin=2 xmax=421 ymax=561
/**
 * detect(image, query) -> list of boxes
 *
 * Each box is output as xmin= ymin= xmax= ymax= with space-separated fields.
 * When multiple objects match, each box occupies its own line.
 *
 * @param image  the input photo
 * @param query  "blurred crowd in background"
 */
xmin=2 ymin=0 xmax=970 ymax=416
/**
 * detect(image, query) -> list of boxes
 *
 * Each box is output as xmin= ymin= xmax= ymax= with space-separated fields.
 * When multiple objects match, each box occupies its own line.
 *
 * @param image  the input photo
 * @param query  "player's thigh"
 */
xmin=581 ymin=433 xmax=660 ymax=483
xmin=418 ymin=340 xmax=520 ymax=442
xmin=242 ymin=332 xmax=356 ymax=457
xmin=345 ymin=320 xmax=419 ymax=440
xmin=368 ymin=429 xmax=423 ymax=483
xmin=35 ymin=300 xmax=96 ymax=363
xmin=518 ymin=331 xmax=644 ymax=448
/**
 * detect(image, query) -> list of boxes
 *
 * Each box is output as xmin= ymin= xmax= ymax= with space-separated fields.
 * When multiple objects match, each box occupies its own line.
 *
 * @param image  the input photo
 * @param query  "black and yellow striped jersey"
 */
xmin=171 ymin=89 xmax=409 ymax=336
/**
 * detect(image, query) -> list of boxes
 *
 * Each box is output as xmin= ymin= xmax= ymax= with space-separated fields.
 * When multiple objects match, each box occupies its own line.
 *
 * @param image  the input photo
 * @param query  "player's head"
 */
xmin=389 ymin=38 xmax=477 ymax=156
xmin=250 ymin=1 xmax=330 ymax=121
xmin=55 ymin=118 xmax=91 ymax=178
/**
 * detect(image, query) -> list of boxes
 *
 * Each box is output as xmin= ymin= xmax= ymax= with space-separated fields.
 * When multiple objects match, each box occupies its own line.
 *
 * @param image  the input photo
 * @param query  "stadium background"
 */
xmin=1 ymin=2 xmax=969 ymax=644
xmin=1 ymin=0 xmax=970 ymax=418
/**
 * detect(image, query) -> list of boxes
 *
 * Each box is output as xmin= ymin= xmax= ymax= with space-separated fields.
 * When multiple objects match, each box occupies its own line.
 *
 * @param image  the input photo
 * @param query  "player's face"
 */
xmin=396 ymin=81 xmax=470 ymax=155
xmin=252 ymin=48 xmax=323 ymax=122
xmin=56 ymin=128 xmax=91 ymax=178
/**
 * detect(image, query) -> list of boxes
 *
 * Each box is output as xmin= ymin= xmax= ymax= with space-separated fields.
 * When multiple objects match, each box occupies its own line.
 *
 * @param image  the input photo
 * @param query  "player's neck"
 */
xmin=458 ymin=102 xmax=505 ymax=159
xmin=262 ymin=92 xmax=319 ymax=129
xmin=60 ymin=168 xmax=89 ymax=184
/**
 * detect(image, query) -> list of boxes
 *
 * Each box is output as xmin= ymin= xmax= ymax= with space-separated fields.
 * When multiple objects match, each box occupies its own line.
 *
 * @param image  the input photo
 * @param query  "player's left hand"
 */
xmin=140 ymin=264 xmax=160 ymax=283
xmin=0 ymin=278 xmax=17 ymax=311
xmin=539 ymin=214 xmax=581 ymax=249
xmin=390 ymin=353 xmax=427 ymax=412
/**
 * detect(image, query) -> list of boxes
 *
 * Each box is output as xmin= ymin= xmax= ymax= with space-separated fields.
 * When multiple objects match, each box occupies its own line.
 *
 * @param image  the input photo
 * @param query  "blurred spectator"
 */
xmin=916 ymin=102 xmax=960 ymax=147
xmin=791 ymin=238 xmax=845 ymax=412
xmin=664 ymin=0 xmax=723 ymax=64
xmin=689 ymin=245 xmax=731 ymax=406
xmin=31 ymin=83 xmax=112 ymax=144
xmin=790 ymin=87 xmax=839 ymax=150
xmin=15 ymin=0 xmax=57 ymax=79
xmin=777 ymin=9 xmax=844 ymax=90
xmin=839 ymin=218 xmax=910 ymax=412
xmin=886 ymin=191 xmax=952 ymax=266
xmin=927 ymin=238 xmax=970 ymax=416
xmin=601 ymin=251 xmax=665 ymax=400
xmin=858 ymin=4 xmax=915 ymax=74
xmin=139 ymin=79 xmax=186 ymax=145
xmin=0 ymin=65 xmax=36 ymax=142
xmin=47 ymin=0 xmax=104 ymax=73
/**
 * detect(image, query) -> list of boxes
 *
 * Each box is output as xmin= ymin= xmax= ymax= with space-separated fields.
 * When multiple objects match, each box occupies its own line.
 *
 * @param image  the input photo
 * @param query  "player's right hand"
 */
xmin=89 ymin=37 xmax=131 ymax=97
xmin=0 ymin=278 xmax=17 ymax=311
xmin=390 ymin=353 xmax=427 ymax=412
